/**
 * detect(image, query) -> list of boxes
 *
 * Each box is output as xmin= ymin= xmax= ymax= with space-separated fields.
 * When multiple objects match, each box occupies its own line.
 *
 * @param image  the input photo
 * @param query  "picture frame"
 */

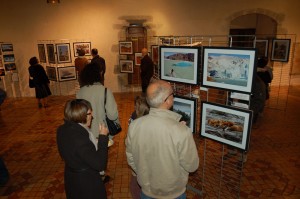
xmin=57 ymin=66 xmax=77 ymax=82
xmin=0 ymin=68 xmax=5 ymax=76
xmin=46 ymin=44 xmax=56 ymax=64
xmin=255 ymin=39 xmax=268 ymax=58
xmin=1 ymin=43 xmax=13 ymax=52
xmin=200 ymin=101 xmax=253 ymax=151
xmin=120 ymin=60 xmax=134 ymax=73
xmin=56 ymin=43 xmax=72 ymax=63
xmin=3 ymin=54 xmax=15 ymax=63
xmin=271 ymin=39 xmax=291 ymax=62
xmin=134 ymin=52 xmax=142 ymax=66
xmin=202 ymin=46 xmax=256 ymax=94
xmin=173 ymin=95 xmax=197 ymax=133
xmin=46 ymin=66 xmax=57 ymax=81
xmin=37 ymin=44 xmax=47 ymax=63
xmin=73 ymin=42 xmax=91 ymax=57
xmin=119 ymin=41 xmax=133 ymax=55
xmin=160 ymin=46 xmax=200 ymax=85
xmin=4 ymin=63 xmax=16 ymax=71
xmin=151 ymin=45 xmax=159 ymax=65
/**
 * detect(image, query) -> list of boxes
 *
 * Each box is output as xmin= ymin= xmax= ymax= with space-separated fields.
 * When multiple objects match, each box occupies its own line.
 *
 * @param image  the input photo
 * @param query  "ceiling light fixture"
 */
xmin=47 ymin=0 xmax=60 ymax=3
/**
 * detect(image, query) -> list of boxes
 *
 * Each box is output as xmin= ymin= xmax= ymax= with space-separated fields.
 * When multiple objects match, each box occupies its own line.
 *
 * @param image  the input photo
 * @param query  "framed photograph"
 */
xmin=255 ymin=39 xmax=268 ymax=58
xmin=119 ymin=41 xmax=133 ymax=55
xmin=4 ymin=63 xmax=16 ymax=71
xmin=160 ymin=46 xmax=200 ymax=85
xmin=151 ymin=45 xmax=159 ymax=65
xmin=134 ymin=53 xmax=142 ymax=66
xmin=37 ymin=44 xmax=47 ymax=63
xmin=3 ymin=54 xmax=15 ymax=63
xmin=271 ymin=39 xmax=291 ymax=62
xmin=46 ymin=66 xmax=57 ymax=81
xmin=120 ymin=60 xmax=134 ymax=73
xmin=173 ymin=95 xmax=197 ymax=133
xmin=1 ymin=43 xmax=13 ymax=52
xmin=46 ymin=44 xmax=56 ymax=64
xmin=57 ymin=66 xmax=76 ymax=81
xmin=0 ymin=68 xmax=5 ymax=76
xmin=56 ymin=43 xmax=72 ymax=63
xmin=202 ymin=47 xmax=256 ymax=94
xmin=200 ymin=102 xmax=252 ymax=151
xmin=73 ymin=42 xmax=91 ymax=57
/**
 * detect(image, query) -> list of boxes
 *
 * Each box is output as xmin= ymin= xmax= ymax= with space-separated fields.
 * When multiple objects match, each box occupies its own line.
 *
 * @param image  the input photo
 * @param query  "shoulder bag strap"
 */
xmin=104 ymin=87 xmax=107 ymax=114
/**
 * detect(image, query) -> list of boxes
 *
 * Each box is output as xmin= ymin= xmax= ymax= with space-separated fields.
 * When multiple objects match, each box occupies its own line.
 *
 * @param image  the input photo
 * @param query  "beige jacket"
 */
xmin=76 ymin=83 xmax=119 ymax=138
xmin=126 ymin=108 xmax=199 ymax=198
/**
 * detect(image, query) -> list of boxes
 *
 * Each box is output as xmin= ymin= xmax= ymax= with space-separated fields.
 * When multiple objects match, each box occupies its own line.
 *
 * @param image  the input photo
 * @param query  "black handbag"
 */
xmin=104 ymin=88 xmax=122 ymax=136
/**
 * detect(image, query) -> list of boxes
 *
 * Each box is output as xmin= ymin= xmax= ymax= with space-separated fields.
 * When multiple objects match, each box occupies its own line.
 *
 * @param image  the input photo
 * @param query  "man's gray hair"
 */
xmin=146 ymin=84 xmax=170 ymax=108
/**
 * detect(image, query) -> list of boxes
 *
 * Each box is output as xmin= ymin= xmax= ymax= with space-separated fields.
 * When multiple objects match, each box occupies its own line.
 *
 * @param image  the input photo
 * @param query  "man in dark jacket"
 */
xmin=140 ymin=48 xmax=154 ymax=93
xmin=91 ymin=48 xmax=106 ymax=85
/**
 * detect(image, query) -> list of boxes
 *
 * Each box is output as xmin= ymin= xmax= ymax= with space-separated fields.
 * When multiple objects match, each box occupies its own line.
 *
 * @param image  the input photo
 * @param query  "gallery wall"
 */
xmin=0 ymin=0 xmax=299 ymax=97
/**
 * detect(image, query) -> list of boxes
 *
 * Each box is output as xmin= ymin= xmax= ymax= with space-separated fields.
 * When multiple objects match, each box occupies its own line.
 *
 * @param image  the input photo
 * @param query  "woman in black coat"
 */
xmin=28 ymin=57 xmax=51 ymax=108
xmin=57 ymin=99 xmax=109 ymax=199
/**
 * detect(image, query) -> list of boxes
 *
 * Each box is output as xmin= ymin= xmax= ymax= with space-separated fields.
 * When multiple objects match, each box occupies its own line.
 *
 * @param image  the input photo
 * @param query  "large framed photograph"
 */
xmin=1 ymin=44 xmax=13 ymax=52
xmin=57 ymin=66 xmax=77 ymax=81
xmin=255 ymin=39 xmax=268 ymax=58
xmin=160 ymin=46 xmax=200 ymax=85
xmin=119 ymin=41 xmax=133 ymax=55
xmin=120 ymin=60 xmax=134 ymax=73
xmin=202 ymin=47 xmax=256 ymax=94
xmin=46 ymin=66 xmax=57 ymax=81
xmin=200 ymin=101 xmax=252 ymax=151
xmin=56 ymin=43 xmax=72 ymax=63
xmin=38 ymin=44 xmax=47 ymax=63
xmin=173 ymin=95 xmax=197 ymax=133
xmin=151 ymin=45 xmax=159 ymax=65
xmin=3 ymin=54 xmax=15 ymax=63
xmin=271 ymin=39 xmax=291 ymax=62
xmin=73 ymin=42 xmax=91 ymax=57
xmin=134 ymin=53 xmax=142 ymax=66
xmin=46 ymin=44 xmax=56 ymax=64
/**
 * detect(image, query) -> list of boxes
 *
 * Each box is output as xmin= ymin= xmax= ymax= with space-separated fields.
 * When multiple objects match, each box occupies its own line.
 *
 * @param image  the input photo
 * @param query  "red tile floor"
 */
xmin=0 ymin=87 xmax=299 ymax=198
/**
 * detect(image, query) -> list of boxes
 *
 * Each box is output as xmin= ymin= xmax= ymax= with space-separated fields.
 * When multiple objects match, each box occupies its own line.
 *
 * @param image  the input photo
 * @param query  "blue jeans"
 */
xmin=141 ymin=191 xmax=186 ymax=199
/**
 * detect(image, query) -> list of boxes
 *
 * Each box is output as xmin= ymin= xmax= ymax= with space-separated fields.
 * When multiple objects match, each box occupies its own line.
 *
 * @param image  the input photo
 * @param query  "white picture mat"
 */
xmin=160 ymin=47 xmax=198 ymax=84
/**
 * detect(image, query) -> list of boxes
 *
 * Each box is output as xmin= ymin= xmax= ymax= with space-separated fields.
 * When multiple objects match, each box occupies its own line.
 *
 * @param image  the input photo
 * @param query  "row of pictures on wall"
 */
xmin=255 ymin=38 xmax=291 ymax=62
xmin=46 ymin=66 xmax=77 ymax=82
xmin=0 ymin=43 xmax=16 ymax=76
xmin=38 ymin=42 xmax=92 ymax=64
xmin=172 ymin=94 xmax=252 ymax=151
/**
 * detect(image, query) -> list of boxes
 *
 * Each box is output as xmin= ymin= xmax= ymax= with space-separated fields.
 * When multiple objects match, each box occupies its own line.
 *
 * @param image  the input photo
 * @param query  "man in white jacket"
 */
xmin=126 ymin=80 xmax=199 ymax=199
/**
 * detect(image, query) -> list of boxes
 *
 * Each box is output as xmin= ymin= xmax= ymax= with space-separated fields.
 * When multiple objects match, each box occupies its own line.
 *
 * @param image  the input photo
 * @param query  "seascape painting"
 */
xmin=160 ymin=46 xmax=199 ymax=85
xmin=200 ymin=102 xmax=252 ymax=151
xmin=58 ymin=66 xmax=76 ymax=81
xmin=202 ymin=47 xmax=256 ymax=93
xmin=173 ymin=96 xmax=196 ymax=133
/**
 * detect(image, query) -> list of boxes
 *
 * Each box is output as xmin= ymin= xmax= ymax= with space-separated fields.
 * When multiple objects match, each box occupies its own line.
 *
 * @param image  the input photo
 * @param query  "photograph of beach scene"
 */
xmin=160 ymin=47 xmax=199 ymax=84
xmin=202 ymin=47 xmax=256 ymax=93
xmin=173 ymin=96 xmax=196 ymax=132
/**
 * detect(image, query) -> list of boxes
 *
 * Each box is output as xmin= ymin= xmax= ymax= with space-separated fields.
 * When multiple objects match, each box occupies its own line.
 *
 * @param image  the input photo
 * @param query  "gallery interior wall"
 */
xmin=0 ymin=0 xmax=300 ymax=97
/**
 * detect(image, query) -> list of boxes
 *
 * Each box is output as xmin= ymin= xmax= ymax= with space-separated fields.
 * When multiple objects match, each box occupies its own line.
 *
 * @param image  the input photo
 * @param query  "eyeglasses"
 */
xmin=164 ymin=92 xmax=174 ymax=102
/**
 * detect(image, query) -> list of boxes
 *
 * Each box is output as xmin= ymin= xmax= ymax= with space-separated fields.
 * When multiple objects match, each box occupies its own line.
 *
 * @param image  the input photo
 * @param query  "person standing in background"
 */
xmin=74 ymin=49 xmax=88 ymax=87
xmin=28 ymin=57 xmax=51 ymax=108
xmin=140 ymin=48 xmax=154 ymax=93
xmin=126 ymin=80 xmax=199 ymax=199
xmin=91 ymin=48 xmax=106 ymax=85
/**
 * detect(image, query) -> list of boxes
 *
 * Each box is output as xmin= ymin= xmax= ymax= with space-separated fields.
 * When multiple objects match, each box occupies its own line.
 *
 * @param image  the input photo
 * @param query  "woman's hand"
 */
xmin=99 ymin=123 xmax=109 ymax=136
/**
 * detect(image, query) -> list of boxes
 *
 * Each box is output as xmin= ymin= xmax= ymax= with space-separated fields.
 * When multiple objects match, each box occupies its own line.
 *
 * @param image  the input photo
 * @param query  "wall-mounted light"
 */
xmin=47 ymin=0 xmax=60 ymax=3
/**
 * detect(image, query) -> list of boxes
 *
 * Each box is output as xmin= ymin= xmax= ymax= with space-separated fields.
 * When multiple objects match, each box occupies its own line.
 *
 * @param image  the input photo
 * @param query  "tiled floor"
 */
xmin=0 ymin=87 xmax=299 ymax=198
